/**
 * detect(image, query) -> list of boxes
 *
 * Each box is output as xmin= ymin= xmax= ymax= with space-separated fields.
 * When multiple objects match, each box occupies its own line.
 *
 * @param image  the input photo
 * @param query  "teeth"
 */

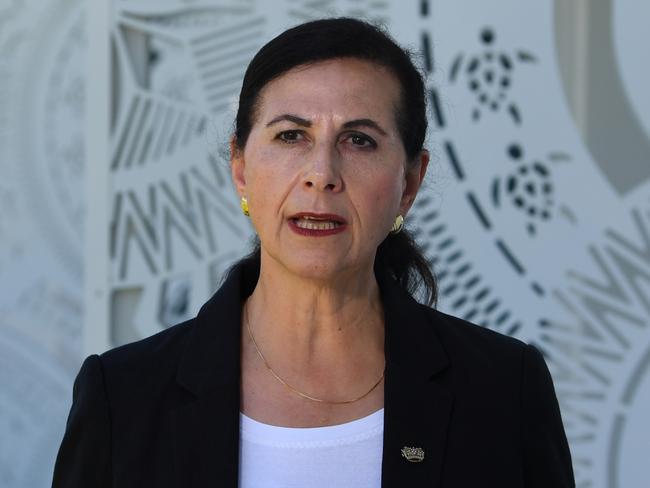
xmin=302 ymin=216 xmax=334 ymax=221
xmin=295 ymin=218 xmax=341 ymax=230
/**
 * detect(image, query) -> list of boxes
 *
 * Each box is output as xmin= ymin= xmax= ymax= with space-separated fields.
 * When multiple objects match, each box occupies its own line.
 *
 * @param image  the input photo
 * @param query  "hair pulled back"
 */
xmin=232 ymin=17 xmax=437 ymax=306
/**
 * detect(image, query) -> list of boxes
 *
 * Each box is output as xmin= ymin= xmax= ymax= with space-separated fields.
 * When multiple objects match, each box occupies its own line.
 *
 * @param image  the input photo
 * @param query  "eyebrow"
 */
xmin=265 ymin=114 xmax=387 ymax=136
xmin=266 ymin=114 xmax=311 ymax=127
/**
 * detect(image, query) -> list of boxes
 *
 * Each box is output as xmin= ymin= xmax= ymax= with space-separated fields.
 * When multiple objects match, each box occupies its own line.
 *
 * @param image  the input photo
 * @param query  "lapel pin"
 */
xmin=401 ymin=446 xmax=425 ymax=463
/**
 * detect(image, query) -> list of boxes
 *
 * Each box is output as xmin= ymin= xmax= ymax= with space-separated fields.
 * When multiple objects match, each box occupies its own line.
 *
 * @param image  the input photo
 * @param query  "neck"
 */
xmin=244 ymin=249 xmax=385 ymax=379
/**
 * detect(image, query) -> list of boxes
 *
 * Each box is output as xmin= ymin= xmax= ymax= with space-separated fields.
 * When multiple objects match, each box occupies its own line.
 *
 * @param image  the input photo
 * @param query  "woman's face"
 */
xmin=231 ymin=58 xmax=428 ymax=281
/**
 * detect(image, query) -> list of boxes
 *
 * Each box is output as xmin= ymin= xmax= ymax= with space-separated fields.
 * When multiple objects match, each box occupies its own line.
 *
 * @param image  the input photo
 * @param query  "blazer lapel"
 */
xmin=378 ymin=273 xmax=453 ymax=488
xmin=171 ymin=262 xmax=257 ymax=488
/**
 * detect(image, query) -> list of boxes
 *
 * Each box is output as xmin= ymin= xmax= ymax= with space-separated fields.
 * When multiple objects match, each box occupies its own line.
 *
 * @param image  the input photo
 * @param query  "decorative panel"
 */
xmin=89 ymin=3 xmax=650 ymax=488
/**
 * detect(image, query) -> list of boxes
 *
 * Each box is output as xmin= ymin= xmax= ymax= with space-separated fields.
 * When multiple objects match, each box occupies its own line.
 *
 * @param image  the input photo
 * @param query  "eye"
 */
xmin=276 ymin=130 xmax=304 ymax=143
xmin=345 ymin=132 xmax=377 ymax=149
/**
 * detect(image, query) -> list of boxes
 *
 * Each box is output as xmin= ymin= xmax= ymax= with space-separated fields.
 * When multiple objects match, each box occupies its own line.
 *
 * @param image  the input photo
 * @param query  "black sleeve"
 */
xmin=52 ymin=354 xmax=112 ymax=488
xmin=521 ymin=344 xmax=575 ymax=487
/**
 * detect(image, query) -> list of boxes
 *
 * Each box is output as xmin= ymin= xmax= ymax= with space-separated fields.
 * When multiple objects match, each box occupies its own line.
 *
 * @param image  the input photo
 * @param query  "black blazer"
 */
xmin=52 ymin=262 xmax=575 ymax=487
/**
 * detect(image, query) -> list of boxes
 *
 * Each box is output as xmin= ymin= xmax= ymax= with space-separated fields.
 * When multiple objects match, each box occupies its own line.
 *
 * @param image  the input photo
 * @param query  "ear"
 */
xmin=230 ymin=135 xmax=247 ymax=197
xmin=400 ymin=149 xmax=429 ymax=216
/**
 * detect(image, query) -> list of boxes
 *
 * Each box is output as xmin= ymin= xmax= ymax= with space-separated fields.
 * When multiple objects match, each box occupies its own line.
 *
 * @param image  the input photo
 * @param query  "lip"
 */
xmin=288 ymin=212 xmax=348 ymax=237
xmin=288 ymin=212 xmax=347 ymax=224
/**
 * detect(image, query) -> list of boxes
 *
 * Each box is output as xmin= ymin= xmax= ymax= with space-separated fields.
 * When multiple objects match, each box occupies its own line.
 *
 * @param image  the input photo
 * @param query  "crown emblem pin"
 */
xmin=401 ymin=446 xmax=425 ymax=463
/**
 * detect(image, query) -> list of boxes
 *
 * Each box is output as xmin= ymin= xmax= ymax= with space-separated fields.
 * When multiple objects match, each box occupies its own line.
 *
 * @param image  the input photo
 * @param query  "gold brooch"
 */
xmin=401 ymin=446 xmax=425 ymax=463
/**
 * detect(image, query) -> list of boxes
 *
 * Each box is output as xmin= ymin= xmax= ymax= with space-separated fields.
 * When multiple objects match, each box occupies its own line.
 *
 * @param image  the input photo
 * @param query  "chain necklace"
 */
xmin=244 ymin=301 xmax=385 ymax=405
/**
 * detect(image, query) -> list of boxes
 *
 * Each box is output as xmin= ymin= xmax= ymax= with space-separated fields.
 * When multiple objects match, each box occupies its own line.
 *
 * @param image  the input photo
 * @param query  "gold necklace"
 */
xmin=244 ymin=302 xmax=385 ymax=405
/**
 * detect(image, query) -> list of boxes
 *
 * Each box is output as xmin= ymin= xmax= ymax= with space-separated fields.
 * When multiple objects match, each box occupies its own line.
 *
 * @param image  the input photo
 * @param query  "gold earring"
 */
xmin=390 ymin=215 xmax=404 ymax=234
xmin=240 ymin=196 xmax=250 ymax=216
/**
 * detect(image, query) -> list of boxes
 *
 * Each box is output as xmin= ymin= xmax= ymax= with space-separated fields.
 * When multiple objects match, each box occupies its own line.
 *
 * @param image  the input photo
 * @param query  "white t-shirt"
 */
xmin=238 ymin=409 xmax=384 ymax=488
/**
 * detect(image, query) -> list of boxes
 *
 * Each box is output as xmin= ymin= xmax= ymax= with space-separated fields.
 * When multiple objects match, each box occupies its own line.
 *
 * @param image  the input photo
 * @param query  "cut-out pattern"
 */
xmin=449 ymin=27 xmax=536 ymax=124
xmin=490 ymin=143 xmax=575 ymax=236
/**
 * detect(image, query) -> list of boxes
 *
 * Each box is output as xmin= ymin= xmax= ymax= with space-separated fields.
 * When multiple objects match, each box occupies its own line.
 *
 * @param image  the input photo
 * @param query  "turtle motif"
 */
xmin=449 ymin=27 xmax=536 ymax=124
xmin=491 ymin=143 xmax=575 ymax=236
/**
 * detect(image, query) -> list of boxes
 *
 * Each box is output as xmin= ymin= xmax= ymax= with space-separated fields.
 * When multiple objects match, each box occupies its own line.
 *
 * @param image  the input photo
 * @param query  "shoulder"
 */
xmin=418 ymin=304 xmax=562 ymax=419
xmin=418 ymin=304 xmax=536 ymax=378
xmin=95 ymin=318 xmax=196 ymax=394
xmin=101 ymin=317 xmax=194 ymax=364
xmin=424 ymin=305 xmax=527 ymax=354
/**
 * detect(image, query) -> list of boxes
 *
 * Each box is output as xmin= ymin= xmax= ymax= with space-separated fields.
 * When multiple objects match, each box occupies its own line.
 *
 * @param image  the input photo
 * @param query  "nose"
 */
xmin=302 ymin=142 xmax=343 ymax=192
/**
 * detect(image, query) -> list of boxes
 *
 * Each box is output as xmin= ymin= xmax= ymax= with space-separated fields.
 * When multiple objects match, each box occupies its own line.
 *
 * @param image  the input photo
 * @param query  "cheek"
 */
xmin=358 ymin=171 xmax=404 ymax=228
xmin=245 ymin=147 xmax=289 ymax=196
xmin=244 ymin=147 xmax=300 ymax=232
xmin=372 ymin=165 xmax=404 ymax=204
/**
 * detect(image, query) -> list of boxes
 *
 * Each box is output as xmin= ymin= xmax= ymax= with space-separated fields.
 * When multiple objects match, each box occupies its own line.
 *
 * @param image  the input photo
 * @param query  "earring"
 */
xmin=240 ymin=196 xmax=250 ymax=216
xmin=390 ymin=215 xmax=404 ymax=234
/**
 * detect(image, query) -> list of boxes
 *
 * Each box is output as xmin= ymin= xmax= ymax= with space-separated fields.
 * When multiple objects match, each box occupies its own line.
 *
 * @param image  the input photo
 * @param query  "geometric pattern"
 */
xmin=101 ymin=3 xmax=650 ymax=487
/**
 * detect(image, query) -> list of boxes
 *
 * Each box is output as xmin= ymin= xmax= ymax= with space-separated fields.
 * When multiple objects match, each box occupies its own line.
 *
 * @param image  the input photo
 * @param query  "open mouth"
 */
xmin=288 ymin=213 xmax=347 ymax=234
xmin=291 ymin=216 xmax=344 ymax=230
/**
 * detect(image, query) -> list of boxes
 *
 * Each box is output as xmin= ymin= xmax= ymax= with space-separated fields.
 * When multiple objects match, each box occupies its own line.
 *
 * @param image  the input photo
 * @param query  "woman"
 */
xmin=52 ymin=18 xmax=575 ymax=487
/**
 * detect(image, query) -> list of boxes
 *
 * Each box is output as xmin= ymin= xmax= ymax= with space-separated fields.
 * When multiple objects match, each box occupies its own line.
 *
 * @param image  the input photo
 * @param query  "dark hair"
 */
xmin=232 ymin=17 xmax=437 ymax=306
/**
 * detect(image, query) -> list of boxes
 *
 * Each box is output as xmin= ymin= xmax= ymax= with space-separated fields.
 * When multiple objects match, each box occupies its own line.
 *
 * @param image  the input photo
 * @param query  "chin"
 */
xmin=264 ymin=249 xmax=356 ymax=282
xmin=261 ymin=241 xmax=375 ymax=283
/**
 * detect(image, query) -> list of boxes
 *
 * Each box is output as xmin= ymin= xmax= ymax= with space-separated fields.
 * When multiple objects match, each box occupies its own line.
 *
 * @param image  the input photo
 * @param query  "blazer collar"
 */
xmin=376 ymin=268 xmax=449 ymax=379
xmin=376 ymin=270 xmax=453 ymax=487
xmin=171 ymin=261 xmax=254 ymax=488
xmin=175 ymin=260 xmax=256 ymax=396
xmin=173 ymin=261 xmax=453 ymax=488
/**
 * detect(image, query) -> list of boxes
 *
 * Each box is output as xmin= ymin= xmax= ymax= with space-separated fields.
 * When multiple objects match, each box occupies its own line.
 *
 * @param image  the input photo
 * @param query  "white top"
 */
xmin=238 ymin=409 xmax=384 ymax=488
